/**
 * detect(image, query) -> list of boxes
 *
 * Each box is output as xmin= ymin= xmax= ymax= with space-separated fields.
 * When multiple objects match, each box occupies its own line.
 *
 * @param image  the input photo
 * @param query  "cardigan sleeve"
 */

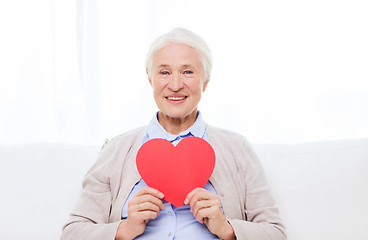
xmin=60 ymin=141 xmax=122 ymax=240
xmin=229 ymin=138 xmax=286 ymax=240
xmin=207 ymin=125 xmax=287 ymax=240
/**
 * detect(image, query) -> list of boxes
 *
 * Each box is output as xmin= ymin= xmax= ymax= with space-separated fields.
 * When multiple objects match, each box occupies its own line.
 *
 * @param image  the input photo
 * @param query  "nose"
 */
xmin=168 ymin=73 xmax=184 ymax=91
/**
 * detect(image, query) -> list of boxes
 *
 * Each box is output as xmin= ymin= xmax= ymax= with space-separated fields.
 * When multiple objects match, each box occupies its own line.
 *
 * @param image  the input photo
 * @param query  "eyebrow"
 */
xmin=156 ymin=64 xmax=196 ymax=69
xmin=181 ymin=64 xmax=196 ymax=69
xmin=157 ymin=64 xmax=170 ymax=68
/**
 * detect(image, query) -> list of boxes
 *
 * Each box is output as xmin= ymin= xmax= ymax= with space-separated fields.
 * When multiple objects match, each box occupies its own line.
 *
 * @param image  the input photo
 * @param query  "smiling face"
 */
xmin=148 ymin=43 xmax=209 ymax=132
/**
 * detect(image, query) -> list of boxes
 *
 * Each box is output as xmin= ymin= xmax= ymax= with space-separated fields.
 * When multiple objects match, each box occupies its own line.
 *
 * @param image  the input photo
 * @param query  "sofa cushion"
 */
xmin=254 ymin=139 xmax=368 ymax=240
xmin=1 ymin=139 xmax=367 ymax=239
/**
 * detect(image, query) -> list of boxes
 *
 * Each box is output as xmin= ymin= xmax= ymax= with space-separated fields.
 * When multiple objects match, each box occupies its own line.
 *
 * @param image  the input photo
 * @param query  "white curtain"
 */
xmin=1 ymin=0 xmax=367 ymax=145
xmin=0 ymin=0 xmax=100 ymax=144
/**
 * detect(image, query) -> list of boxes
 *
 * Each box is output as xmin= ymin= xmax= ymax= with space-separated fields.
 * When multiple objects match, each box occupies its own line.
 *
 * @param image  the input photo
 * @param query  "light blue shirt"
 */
xmin=121 ymin=111 xmax=219 ymax=239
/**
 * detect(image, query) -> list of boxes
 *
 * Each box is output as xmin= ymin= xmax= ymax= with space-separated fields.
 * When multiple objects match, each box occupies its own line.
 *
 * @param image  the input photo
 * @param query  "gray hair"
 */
xmin=145 ymin=28 xmax=212 ymax=80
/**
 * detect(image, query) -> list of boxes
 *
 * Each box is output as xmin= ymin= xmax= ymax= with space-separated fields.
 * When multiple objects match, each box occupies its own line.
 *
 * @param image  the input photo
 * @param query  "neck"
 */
xmin=158 ymin=110 xmax=198 ymax=135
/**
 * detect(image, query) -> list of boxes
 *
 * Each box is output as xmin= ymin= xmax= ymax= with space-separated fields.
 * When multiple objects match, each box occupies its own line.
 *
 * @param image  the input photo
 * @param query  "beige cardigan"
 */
xmin=61 ymin=125 xmax=286 ymax=240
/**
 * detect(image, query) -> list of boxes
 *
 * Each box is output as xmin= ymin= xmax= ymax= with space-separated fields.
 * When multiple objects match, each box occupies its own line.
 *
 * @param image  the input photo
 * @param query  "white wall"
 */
xmin=0 ymin=0 xmax=367 ymax=145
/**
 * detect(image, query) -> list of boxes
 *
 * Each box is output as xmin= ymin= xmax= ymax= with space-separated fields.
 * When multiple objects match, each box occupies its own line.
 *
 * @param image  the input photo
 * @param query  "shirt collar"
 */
xmin=146 ymin=111 xmax=206 ymax=142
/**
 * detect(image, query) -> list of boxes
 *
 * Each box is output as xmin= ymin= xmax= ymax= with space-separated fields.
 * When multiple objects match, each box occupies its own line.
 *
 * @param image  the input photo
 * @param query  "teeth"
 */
xmin=167 ymin=96 xmax=186 ymax=101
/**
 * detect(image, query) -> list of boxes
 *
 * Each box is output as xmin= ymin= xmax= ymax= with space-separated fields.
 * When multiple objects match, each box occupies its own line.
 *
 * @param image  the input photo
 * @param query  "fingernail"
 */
xmin=159 ymin=192 xmax=164 ymax=198
xmin=184 ymin=198 xmax=189 ymax=205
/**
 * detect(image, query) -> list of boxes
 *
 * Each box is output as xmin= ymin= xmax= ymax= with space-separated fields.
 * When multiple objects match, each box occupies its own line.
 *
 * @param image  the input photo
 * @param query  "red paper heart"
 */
xmin=136 ymin=137 xmax=216 ymax=207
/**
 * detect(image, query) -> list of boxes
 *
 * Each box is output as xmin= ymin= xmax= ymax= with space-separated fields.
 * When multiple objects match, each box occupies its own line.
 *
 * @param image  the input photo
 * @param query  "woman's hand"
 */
xmin=115 ymin=187 xmax=165 ymax=240
xmin=184 ymin=188 xmax=236 ymax=240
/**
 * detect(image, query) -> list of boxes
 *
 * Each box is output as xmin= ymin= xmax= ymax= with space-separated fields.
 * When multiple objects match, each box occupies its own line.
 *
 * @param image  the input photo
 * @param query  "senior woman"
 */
xmin=61 ymin=28 xmax=286 ymax=240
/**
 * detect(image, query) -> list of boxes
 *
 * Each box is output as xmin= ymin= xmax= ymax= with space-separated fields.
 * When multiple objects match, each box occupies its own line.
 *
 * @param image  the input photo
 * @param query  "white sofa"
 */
xmin=1 ymin=138 xmax=367 ymax=240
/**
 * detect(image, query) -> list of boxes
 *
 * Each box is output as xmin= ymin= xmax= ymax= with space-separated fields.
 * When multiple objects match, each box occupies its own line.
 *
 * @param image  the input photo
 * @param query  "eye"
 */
xmin=183 ymin=70 xmax=193 ymax=75
xmin=160 ymin=70 xmax=170 ymax=75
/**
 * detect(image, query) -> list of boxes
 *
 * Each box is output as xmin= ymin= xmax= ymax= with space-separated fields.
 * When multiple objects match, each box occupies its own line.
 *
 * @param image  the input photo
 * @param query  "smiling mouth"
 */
xmin=166 ymin=96 xmax=188 ymax=101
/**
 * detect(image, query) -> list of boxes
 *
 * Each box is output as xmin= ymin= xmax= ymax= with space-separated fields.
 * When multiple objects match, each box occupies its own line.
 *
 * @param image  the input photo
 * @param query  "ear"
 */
xmin=147 ymin=69 xmax=153 ymax=86
xmin=202 ymin=79 xmax=209 ymax=92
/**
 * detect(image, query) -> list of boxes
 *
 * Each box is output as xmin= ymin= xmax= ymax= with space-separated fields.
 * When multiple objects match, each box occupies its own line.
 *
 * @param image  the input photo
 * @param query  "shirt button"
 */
xmin=168 ymin=211 xmax=172 ymax=215
xmin=168 ymin=232 xmax=172 ymax=237
xmin=220 ymin=192 xmax=225 ymax=197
